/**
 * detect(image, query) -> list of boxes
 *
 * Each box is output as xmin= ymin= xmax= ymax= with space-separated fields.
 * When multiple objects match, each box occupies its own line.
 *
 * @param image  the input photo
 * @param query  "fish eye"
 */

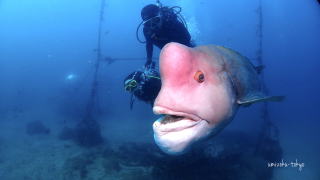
xmin=194 ymin=71 xmax=205 ymax=83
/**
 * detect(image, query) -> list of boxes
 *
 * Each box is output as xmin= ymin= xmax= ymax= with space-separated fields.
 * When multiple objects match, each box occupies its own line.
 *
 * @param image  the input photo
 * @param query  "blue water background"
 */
xmin=0 ymin=0 xmax=319 ymax=179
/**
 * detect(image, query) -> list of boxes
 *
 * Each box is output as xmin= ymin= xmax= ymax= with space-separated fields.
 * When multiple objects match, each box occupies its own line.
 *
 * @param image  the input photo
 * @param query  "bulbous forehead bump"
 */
xmin=161 ymin=43 xmax=194 ymax=65
xmin=160 ymin=43 xmax=196 ymax=80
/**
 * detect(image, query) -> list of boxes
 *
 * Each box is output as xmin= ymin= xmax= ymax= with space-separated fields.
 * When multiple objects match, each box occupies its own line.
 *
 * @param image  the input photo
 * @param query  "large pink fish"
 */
xmin=153 ymin=42 xmax=283 ymax=155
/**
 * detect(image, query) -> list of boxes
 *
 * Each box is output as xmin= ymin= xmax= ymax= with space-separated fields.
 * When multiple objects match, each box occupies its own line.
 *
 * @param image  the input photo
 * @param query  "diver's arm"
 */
xmin=146 ymin=40 xmax=153 ymax=65
xmin=144 ymin=28 xmax=153 ymax=67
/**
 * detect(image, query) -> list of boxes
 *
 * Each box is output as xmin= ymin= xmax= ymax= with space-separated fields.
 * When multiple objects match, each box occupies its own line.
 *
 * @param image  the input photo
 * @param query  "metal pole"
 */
xmin=85 ymin=0 xmax=106 ymax=118
xmin=73 ymin=0 xmax=106 ymax=147
xmin=254 ymin=0 xmax=280 ymax=155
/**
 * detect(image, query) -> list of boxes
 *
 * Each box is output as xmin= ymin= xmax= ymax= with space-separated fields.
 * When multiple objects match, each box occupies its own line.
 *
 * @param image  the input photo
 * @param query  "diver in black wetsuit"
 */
xmin=125 ymin=3 xmax=193 ymax=107
xmin=140 ymin=4 xmax=194 ymax=68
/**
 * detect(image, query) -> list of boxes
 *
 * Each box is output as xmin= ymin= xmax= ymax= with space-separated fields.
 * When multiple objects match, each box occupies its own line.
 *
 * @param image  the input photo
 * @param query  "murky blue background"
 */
xmin=0 ymin=0 xmax=319 ymax=179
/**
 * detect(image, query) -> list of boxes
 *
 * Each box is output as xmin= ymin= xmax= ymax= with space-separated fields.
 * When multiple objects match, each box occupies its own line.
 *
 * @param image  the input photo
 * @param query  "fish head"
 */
xmin=153 ymin=42 xmax=237 ymax=155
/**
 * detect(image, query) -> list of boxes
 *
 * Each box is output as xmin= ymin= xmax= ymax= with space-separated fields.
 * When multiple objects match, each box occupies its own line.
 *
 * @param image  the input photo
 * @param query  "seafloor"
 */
xmin=0 ymin=107 xmax=312 ymax=180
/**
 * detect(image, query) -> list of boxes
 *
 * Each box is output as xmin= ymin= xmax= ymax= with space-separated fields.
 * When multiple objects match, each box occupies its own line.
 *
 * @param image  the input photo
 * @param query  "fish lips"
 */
xmin=153 ymin=106 xmax=206 ymax=133
xmin=153 ymin=106 xmax=211 ymax=155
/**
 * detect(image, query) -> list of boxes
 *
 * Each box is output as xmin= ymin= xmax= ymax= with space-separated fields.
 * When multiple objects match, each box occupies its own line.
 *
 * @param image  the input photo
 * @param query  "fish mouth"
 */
xmin=153 ymin=106 xmax=206 ymax=132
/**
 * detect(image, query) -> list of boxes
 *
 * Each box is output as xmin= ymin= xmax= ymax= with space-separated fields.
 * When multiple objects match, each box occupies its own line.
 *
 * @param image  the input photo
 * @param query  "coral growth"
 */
xmin=58 ymin=118 xmax=104 ymax=147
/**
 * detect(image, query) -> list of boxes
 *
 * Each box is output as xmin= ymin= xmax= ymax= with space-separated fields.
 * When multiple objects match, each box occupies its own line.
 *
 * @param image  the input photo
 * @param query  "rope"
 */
xmin=145 ymin=75 xmax=161 ymax=80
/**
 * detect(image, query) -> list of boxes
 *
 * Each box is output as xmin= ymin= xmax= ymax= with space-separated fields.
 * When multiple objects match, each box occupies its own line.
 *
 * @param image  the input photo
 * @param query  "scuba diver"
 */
xmin=125 ymin=1 xmax=192 ymax=108
xmin=137 ymin=1 xmax=194 ymax=68
xmin=124 ymin=68 xmax=161 ymax=108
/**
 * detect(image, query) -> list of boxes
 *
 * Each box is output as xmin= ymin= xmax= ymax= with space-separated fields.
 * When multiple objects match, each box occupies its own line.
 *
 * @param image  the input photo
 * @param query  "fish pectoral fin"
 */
xmin=237 ymin=95 xmax=285 ymax=106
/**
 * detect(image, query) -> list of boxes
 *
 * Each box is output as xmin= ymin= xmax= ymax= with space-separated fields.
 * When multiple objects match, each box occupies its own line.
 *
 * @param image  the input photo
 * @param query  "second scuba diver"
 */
xmin=139 ymin=3 xmax=194 ymax=68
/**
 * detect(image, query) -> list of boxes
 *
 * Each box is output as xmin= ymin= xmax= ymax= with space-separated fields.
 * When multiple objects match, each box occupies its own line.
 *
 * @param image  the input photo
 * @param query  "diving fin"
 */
xmin=238 ymin=95 xmax=285 ymax=106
